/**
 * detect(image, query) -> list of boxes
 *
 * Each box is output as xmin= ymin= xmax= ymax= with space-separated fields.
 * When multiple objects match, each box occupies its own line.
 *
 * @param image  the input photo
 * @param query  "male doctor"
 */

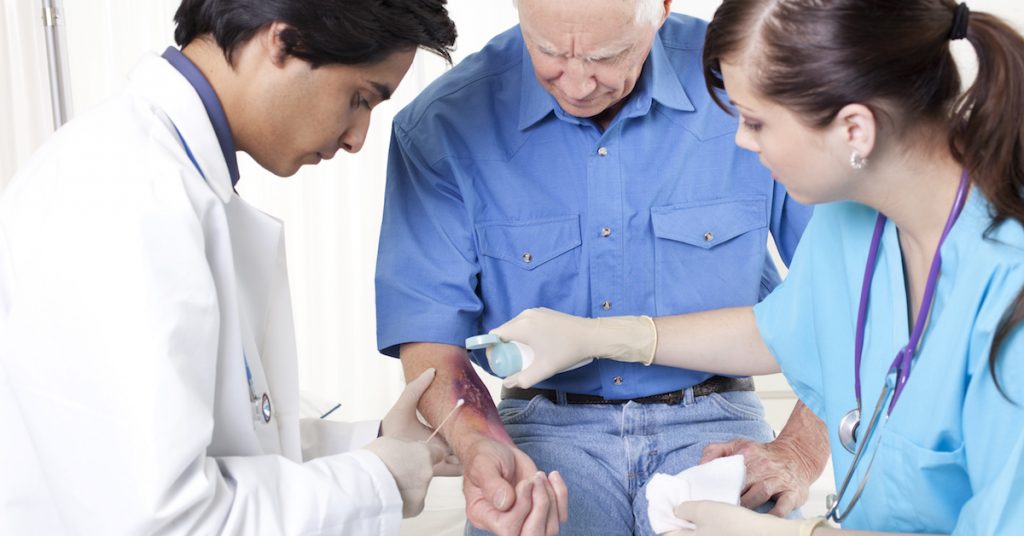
xmin=0 ymin=0 xmax=459 ymax=534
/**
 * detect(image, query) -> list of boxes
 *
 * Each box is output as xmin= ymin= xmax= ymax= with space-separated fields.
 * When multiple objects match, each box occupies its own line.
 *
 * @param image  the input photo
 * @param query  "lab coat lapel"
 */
xmin=128 ymin=52 xmax=301 ymax=458
xmin=226 ymin=199 xmax=302 ymax=460
xmin=127 ymin=52 xmax=235 ymax=202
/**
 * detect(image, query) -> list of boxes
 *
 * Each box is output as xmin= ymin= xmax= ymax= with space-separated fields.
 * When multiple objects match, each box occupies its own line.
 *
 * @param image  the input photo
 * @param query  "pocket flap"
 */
xmin=651 ymin=197 xmax=766 ymax=249
xmin=477 ymin=215 xmax=582 ymax=270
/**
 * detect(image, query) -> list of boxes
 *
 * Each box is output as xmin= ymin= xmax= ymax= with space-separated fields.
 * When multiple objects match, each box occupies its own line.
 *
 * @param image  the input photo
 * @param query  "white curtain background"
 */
xmin=1 ymin=1 xmax=1022 ymax=531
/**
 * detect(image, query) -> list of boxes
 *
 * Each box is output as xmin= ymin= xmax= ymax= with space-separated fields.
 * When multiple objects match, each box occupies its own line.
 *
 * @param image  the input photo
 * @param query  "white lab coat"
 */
xmin=0 ymin=52 xmax=402 ymax=535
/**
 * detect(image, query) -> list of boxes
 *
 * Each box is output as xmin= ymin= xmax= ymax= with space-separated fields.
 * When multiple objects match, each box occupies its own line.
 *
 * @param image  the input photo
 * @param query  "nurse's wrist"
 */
xmin=797 ymin=517 xmax=827 ymax=536
xmin=590 ymin=315 xmax=658 ymax=365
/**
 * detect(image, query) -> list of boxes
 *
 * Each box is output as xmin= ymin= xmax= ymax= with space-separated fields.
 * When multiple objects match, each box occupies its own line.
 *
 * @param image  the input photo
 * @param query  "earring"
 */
xmin=850 ymin=152 xmax=867 ymax=170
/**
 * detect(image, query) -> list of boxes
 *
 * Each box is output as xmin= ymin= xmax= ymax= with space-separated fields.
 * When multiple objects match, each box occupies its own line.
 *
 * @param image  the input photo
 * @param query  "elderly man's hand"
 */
xmin=701 ymin=401 xmax=828 ymax=516
xmin=461 ymin=435 xmax=568 ymax=535
xmin=700 ymin=438 xmax=815 ymax=516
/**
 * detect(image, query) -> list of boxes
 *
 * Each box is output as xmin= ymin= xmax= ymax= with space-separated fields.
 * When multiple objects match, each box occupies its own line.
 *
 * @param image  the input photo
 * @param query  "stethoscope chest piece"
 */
xmin=838 ymin=407 xmax=861 ymax=454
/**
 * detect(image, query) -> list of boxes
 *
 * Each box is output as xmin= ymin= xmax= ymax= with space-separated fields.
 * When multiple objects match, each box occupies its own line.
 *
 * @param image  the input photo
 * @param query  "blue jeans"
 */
xmin=465 ymin=389 xmax=774 ymax=536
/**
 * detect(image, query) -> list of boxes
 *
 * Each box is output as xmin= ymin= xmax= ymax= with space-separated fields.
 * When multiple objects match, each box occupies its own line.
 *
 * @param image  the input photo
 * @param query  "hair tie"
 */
xmin=950 ymin=3 xmax=970 ymax=40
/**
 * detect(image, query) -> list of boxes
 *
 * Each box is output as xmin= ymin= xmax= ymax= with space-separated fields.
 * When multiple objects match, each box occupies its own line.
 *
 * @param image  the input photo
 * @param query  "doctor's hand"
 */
xmin=381 ymin=368 xmax=462 ymax=477
xmin=667 ymin=500 xmax=808 ymax=536
xmin=496 ymin=307 xmax=657 ymax=389
xmin=462 ymin=436 xmax=568 ymax=535
xmin=365 ymin=436 xmax=446 ymax=518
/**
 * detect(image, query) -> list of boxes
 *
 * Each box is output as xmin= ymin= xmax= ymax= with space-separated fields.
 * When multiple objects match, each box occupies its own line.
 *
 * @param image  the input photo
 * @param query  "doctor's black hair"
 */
xmin=172 ymin=0 xmax=456 ymax=67
xmin=703 ymin=0 xmax=1024 ymax=400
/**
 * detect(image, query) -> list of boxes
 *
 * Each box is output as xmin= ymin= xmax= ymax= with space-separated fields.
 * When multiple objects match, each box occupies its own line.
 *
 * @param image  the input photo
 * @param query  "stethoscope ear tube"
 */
xmin=829 ymin=170 xmax=971 ymax=521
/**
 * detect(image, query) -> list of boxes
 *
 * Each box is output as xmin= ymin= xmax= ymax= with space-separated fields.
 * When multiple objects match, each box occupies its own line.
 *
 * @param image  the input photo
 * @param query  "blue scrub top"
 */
xmin=754 ymin=190 xmax=1024 ymax=533
xmin=376 ymin=15 xmax=810 ymax=398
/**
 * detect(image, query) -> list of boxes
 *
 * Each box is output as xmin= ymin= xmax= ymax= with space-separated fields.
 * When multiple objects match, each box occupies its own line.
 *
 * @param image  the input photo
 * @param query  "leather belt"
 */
xmin=501 ymin=376 xmax=755 ymax=405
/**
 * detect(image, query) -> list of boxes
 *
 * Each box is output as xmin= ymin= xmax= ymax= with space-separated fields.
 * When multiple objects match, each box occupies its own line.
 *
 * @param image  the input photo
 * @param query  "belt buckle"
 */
xmin=669 ymin=389 xmax=688 ymax=404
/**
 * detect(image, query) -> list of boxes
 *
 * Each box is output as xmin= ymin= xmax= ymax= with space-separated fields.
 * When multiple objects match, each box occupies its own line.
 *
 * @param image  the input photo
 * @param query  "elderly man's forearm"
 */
xmin=399 ymin=342 xmax=512 ymax=452
xmin=775 ymin=401 xmax=829 ymax=481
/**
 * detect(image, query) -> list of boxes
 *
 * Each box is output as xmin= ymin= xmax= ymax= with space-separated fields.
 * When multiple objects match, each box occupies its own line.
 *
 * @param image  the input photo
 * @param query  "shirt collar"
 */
xmin=161 ymin=47 xmax=240 ymax=187
xmin=517 ymin=29 xmax=694 ymax=131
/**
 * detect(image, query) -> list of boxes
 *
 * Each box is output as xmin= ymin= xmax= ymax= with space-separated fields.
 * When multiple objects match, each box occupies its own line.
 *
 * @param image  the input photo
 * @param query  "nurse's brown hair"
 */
xmin=702 ymin=0 xmax=1024 ymax=398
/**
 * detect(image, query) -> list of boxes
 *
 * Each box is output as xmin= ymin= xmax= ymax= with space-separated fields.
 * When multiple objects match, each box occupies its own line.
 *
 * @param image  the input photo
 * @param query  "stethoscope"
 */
xmin=825 ymin=169 xmax=970 ymax=523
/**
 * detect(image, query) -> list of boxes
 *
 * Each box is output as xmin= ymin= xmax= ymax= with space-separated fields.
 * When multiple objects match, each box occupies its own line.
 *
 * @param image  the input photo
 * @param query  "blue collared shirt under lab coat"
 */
xmin=376 ymin=14 xmax=811 ymax=399
xmin=161 ymin=47 xmax=240 ymax=187
xmin=755 ymin=191 xmax=1024 ymax=533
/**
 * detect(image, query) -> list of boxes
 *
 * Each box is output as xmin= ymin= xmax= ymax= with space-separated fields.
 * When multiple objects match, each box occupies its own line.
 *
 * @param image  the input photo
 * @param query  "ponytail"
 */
xmin=950 ymin=11 xmax=1024 ymax=399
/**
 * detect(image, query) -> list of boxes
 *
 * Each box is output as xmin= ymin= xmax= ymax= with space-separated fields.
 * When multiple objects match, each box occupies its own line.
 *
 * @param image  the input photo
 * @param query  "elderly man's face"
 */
xmin=518 ymin=0 xmax=665 ymax=120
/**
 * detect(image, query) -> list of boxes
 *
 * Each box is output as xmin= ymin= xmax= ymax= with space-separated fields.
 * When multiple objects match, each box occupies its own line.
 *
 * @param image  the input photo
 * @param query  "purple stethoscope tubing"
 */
xmin=827 ymin=169 xmax=971 ymax=523
xmin=853 ymin=168 xmax=971 ymax=415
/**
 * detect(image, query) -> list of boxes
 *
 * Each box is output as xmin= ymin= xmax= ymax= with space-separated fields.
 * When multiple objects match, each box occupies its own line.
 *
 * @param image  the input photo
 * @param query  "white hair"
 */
xmin=512 ymin=0 xmax=665 ymax=27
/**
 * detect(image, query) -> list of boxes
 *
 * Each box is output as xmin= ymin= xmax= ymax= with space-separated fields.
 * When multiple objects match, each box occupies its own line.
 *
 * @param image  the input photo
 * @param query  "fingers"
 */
xmin=699 ymin=440 xmax=740 ymax=464
xmin=426 ymin=441 xmax=446 ymax=466
xmin=673 ymin=500 xmax=700 ymax=522
xmin=539 ymin=473 xmax=559 ymax=536
xmin=767 ymin=490 xmax=799 ymax=517
xmin=550 ymin=470 xmax=569 ymax=523
xmin=520 ymin=473 xmax=551 ymax=536
xmin=489 ymin=308 xmax=541 ymax=342
xmin=740 ymin=478 xmax=773 ymax=510
xmin=505 ymin=477 xmax=537 ymax=536
xmin=433 ymin=453 xmax=463 ymax=477
xmin=467 ymin=450 xmax=516 ymax=512
xmin=398 ymin=368 xmax=436 ymax=409
xmin=501 ymin=366 xmax=545 ymax=390
xmin=501 ymin=371 xmax=527 ymax=389
xmin=424 ymin=431 xmax=453 ymax=453
xmin=495 ymin=477 xmax=536 ymax=536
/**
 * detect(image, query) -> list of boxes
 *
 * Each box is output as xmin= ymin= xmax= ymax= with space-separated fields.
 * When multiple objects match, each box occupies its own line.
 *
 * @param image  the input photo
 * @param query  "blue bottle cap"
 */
xmin=488 ymin=342 xmax=523 ymax=378
xmin=465 ymin=334 xmax=502 ymax=350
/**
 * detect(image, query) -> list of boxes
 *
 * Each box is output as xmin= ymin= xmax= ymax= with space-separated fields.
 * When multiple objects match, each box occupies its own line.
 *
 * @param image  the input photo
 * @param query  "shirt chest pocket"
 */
xmin=477 ymin=215 xmax=582 ymax=270
xmin=650 ymin=197 xmax=768 ymax=315
xmin=476 ymin=215 xmax=583 ymax=311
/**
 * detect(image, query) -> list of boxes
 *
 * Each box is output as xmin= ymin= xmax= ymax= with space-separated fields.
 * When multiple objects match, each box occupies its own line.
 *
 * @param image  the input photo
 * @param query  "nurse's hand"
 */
xmin=365 ymin=436 xmax=447 ymax=518
xmin=462 ymin=435 xmax=568 ymax=535
xmin=381 ymin=368 xmax=462 ymax=476
xmin=496 ymin=307 xmax=656 ymax=389
xmin=668 ymin=500 xmax=803 ymax=535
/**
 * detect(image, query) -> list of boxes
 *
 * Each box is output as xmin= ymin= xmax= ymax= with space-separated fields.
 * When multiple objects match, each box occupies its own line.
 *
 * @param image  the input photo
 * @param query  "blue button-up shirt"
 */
xmin=376 ymin=14 xmax=811 ymax=399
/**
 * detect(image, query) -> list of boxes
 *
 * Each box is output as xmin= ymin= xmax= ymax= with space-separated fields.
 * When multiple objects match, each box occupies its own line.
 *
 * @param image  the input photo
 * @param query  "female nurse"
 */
xmin=488 ymin=1 xmax=1024 ymax=534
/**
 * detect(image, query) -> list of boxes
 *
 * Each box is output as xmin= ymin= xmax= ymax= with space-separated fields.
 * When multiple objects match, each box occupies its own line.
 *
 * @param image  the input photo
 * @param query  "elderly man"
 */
xmin=375 ymin=1 xmax=829 ymax=534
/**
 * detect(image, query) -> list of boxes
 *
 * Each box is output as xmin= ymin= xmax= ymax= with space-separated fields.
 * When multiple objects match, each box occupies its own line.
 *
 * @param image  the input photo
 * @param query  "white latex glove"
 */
xmin=381 ymin=368 xmax=462 ymax=476
xmin=667 ymin=501 xmax=825 ymax=536
xmin=364 ymin=436 xmax=446 ymax=518
xmin=494 ymin=307 xmax=657 ymax=389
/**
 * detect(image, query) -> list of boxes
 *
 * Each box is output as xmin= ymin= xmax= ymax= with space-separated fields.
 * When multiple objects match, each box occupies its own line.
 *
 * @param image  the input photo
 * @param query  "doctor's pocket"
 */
xmin=650 ymin=197 xmax=768 ymax=315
